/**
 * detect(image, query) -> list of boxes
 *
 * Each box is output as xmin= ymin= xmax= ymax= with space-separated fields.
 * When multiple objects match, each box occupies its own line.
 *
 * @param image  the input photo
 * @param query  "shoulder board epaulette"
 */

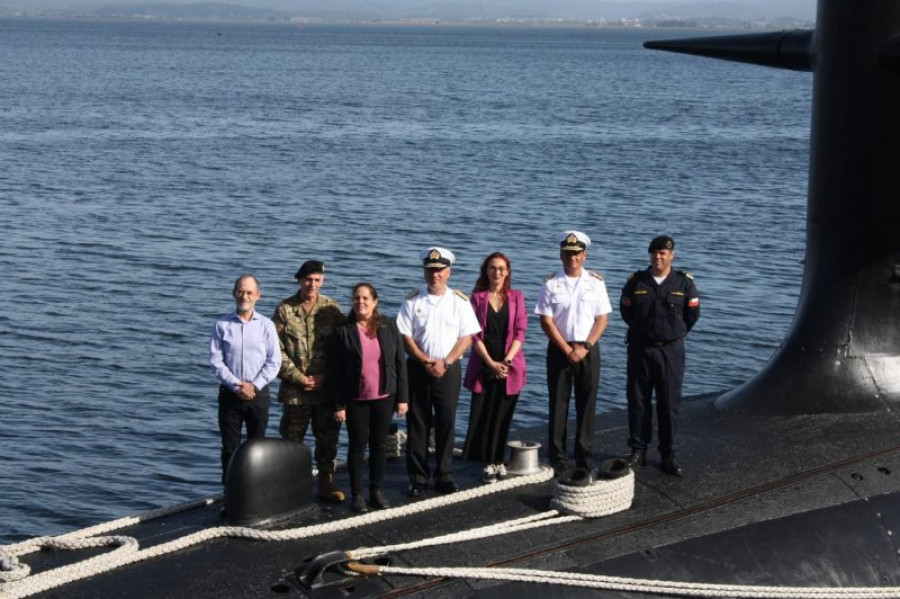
xmin=544 ymin=272 xmax=556 ymax=282
xmin=406 ymin=289 xmax=419 ymax=300
xmin=454 ymin=289 xmax=469 ymax=301
xmin=589 ymin=270 xmax=604 ymax=281
xmin=677 ymin=270 xmax=694 ymax=280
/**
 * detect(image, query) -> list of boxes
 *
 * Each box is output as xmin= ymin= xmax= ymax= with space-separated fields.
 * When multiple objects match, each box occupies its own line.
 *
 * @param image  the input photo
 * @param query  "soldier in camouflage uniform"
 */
xmin=273 ymin=260 xmax=346 ymax=502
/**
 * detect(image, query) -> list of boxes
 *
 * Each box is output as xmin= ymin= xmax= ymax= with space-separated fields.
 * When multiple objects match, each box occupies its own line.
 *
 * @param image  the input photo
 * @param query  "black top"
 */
xmin=329 ymin=318 xmax=409 ymax=410
xmin=483 ymin=302 xmax=509 ymax=362
xmin=619 ymin=268 xmax=700 ymax=342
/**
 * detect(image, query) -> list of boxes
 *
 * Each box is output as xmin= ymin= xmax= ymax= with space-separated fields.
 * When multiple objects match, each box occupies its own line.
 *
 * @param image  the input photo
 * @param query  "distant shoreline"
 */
xmin=0 ymin=14 xmax=814 ymax=30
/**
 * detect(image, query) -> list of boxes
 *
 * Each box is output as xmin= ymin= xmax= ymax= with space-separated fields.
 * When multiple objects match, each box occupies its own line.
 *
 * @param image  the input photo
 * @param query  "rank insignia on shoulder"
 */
xmin=406 ymin=289 xmax=419 ymax=300
xmin=544 ymin=272 xmax=556 ymax=282
xmin=688 ymin=297 xmax=700 ymax=308
xmin=453 ymin=289 xmax=469 ymax=301
xmin=678 ymin=270 xmax=694 ymax=280
xmin=589 ymin=270 xmax=604 ymax=281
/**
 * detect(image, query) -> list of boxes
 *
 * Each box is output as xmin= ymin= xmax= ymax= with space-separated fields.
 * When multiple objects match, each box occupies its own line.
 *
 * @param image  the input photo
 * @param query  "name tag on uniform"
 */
xmin=634 ymin=290 xmax=649 ymax=295
xmin=670 ymin=291 xmax=685 ymax=296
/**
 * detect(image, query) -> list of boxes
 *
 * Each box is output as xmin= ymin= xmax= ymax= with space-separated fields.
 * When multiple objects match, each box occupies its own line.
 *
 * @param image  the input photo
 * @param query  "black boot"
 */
xmin=661 ymin=454 xmax=683 ymax=477
xmin=369 ymin=487 xmax=390 ymax=509
xmin=351 ymin=494 xmax=368 ymax=513
xmin=626 ymin=451 xmax=646 ymax=469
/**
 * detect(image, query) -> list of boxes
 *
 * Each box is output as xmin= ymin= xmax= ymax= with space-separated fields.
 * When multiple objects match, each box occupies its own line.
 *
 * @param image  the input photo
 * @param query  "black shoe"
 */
xmin=351 ymin=494 xmax=369 ymax=513
xmin=407 ymin=482 xmax=426 ymax=498
xmin=434 ymin=480 xmax=459 ymax=494
xmin=662 ymin=457 xmax=683 ymax=477
xmin=561 ymin=468 xmax=593 ymax=487
xmin=627 ymin=451 xmax=647 ymax=469
xmin=369 ymin=489 xmax=391 ymax=509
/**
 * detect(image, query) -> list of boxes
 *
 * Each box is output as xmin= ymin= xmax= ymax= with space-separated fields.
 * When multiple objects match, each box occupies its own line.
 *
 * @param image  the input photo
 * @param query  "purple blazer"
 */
xmin=463 ymin=288 xmax=527 ymax=395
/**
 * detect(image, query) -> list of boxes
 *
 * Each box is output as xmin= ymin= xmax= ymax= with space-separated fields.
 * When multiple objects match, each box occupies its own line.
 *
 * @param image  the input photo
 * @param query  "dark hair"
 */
xmin=473 ymin=252 xmax=512 ymax=299
xmin=348 ymin=282 xmax=382 ymax=337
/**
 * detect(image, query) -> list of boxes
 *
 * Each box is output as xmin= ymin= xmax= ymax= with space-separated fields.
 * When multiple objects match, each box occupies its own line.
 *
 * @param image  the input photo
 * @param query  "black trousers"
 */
xmin=346 ymin=395 xmax=395 ymax=494
xmin=406 ymin=359 xmax=461 ymax=484
xmin=626 ymin=339 xmax=684 ymax=457
xmin=218 ymin=385 xmax=269 ymax=482
xmin=546 ymin=343 xmax=600 ymax=471
xmin=462 ymin=378 xmax=519 ymax=465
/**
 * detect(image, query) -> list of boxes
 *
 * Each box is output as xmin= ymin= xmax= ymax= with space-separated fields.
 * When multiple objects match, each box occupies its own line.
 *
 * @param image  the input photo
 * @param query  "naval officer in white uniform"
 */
xmin=397 ymin=246 xmax=481 ymax=497
xmin=535 ymin=230 xmax=612 ymax=482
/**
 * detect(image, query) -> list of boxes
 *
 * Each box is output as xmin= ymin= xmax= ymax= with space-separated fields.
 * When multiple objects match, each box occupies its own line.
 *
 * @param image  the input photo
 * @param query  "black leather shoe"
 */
xmin=369 ymin=489 xmax=391 ymax=509
xmin=351 ymin=494 xmax=368 ymax=513
xmin=627 ymin=451 xmax=646 ymax=469
xmin=407 ymin=482 xmax=426 ymax=498
xmin=561 ymin=468 xmax=593 ymax=487
xmin=434 ymin=480 xmax=459 ymax=494
xmin=662 ymin=457 xmax=683 ymax=477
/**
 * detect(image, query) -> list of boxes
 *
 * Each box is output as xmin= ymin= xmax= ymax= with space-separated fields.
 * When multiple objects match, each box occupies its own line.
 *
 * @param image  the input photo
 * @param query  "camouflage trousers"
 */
xmin=279 ymin=403 xmax=341 ymax=474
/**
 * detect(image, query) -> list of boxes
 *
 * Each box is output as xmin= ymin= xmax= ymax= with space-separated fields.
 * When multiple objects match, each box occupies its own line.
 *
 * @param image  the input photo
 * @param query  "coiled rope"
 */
xmin=0 ymin=467 xmax=554 ymax=599
xmin=7 ymin=465 xmax=893 ymax=599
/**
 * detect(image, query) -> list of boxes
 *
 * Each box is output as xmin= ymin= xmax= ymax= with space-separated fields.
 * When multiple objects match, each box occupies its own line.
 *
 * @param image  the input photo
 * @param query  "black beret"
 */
xmin=294 ymin=260 xmax=325 ymax=280
xmin=648 ymin=236 xmax=675 ymax=252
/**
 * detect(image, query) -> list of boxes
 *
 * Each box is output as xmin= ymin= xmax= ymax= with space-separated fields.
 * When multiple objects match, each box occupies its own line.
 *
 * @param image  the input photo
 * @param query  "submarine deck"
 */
xmin=20 ymin=394 xmax=900 ymax=598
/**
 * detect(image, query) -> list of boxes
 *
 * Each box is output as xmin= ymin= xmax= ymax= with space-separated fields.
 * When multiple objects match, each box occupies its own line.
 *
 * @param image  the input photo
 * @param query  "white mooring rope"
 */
xmin=0 ymin=468 xmax=554 ymax=599
xmin=365 ymin=565 xmax=900 ymax=599
xmin=5 ymin=465 xmax=897 ymax=599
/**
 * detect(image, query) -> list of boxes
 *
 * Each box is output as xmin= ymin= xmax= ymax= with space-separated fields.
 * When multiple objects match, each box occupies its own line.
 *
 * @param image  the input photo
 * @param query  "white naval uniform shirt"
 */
xmin=534 ymin=269 xmax=612 ymax=342
xmin=396 ymin=287 xmax=482 ymax=359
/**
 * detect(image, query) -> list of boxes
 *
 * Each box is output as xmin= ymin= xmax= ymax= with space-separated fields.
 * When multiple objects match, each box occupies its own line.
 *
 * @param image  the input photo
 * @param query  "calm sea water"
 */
xmin=0 ymin=18 xmax=811 ymax=543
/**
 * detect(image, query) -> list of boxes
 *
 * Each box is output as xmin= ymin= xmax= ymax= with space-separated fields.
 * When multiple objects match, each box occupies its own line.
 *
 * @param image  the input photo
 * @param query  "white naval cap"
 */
xmin=421 ymin=246 xmax=455 ymax=269
xmin=558 ymin=230 xmax=591 ymax=251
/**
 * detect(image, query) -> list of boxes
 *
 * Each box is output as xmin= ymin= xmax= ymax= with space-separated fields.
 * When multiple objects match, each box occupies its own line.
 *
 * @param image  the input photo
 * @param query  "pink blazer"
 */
xmin=463 ymin=288 xmax=527 ymax=395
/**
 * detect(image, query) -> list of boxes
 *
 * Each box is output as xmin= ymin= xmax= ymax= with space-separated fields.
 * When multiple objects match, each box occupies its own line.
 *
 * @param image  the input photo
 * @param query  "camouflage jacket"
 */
xmin=272 ymin=293 xmax=345 ymax=405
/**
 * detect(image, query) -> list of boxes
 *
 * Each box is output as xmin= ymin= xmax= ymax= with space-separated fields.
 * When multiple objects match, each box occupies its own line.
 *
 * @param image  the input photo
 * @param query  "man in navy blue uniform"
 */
xmin=620 ymin=236 xmax=700 ymax=476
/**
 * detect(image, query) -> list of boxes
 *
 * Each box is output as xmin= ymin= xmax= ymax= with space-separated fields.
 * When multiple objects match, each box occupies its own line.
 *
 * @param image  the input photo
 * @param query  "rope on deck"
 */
xmin=362 ymin=565 xmax=900 ymax=599
xmin=0 ymin=467 xmax=554 ymax=599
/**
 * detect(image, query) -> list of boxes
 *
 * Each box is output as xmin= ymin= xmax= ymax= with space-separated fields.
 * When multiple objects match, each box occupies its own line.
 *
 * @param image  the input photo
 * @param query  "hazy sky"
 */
xmin=28 ymin=0 xmax=818 ymax=21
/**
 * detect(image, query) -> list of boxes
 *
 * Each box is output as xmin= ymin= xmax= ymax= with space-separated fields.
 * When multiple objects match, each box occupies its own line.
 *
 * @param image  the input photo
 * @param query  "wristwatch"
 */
xmin=582 ymin=340 xmax=593 ymax=350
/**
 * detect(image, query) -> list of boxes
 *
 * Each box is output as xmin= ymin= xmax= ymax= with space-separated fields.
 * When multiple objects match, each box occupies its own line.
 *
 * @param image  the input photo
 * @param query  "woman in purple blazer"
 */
xmin=462 ymin=252 xmax=527 ymax=483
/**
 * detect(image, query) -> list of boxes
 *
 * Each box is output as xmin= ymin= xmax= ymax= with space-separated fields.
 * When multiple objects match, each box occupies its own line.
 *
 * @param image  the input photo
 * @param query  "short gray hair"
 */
xmin=233 ymin=274 xmax=261 ymax=294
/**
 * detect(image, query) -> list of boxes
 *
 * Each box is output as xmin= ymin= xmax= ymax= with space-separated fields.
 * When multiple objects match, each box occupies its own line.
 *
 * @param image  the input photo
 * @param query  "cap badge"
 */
xmin=566 ymin=233 xmax=578 ymax=245
xmin=429 ymin=249 xmax=441 ymax=261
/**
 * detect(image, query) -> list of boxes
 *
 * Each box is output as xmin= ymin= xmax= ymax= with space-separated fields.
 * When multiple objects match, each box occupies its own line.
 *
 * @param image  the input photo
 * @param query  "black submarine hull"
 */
xmin=17 ymin=396 xmax=900 ymax=598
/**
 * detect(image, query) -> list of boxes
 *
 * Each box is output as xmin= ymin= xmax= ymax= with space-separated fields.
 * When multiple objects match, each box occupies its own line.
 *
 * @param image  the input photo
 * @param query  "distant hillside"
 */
xmin=91 ymin=2 xmax=288 ymax=19
xmin=1 ymin=0 xmax=817 ymax=24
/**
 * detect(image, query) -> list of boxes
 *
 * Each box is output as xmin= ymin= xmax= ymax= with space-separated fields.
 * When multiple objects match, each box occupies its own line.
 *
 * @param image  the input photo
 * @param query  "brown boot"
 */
xmin=317 ymin=472 xmax=346 ymax=503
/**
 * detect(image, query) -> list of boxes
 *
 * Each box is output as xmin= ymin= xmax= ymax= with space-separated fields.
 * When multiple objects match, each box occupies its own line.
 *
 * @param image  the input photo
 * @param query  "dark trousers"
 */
xmin=546 ymin=343 xmax=600 ymax=471
xmin=406 ymin=359 xmax=461 ymax=484
xmin=462 ymin=378 xmax=519 ymax=465
xmin=279 ymin=402 xmax=341 ymax=475
xmin=626 ymin=339 xmax=684 ymax=457
xmin=346 ymin=395 xmax=395 ymax=494
xmin=218 ymin=385 xmax=269 ymax=483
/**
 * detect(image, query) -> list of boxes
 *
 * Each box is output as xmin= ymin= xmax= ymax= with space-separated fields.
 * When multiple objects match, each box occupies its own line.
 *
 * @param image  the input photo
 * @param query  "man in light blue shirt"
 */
xmin=209 ymin=274 xmax=281 ymax=483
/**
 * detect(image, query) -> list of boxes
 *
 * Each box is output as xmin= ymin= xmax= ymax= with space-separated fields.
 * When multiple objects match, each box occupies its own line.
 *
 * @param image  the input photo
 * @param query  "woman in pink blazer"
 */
xmin=462 ymin=252 xmax=527 ymax=483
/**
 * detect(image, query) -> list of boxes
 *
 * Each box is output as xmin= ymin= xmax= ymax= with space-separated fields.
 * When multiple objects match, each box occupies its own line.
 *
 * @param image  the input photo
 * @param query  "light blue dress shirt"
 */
xmin=209 ymin=310 xmax=281 ymax=392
